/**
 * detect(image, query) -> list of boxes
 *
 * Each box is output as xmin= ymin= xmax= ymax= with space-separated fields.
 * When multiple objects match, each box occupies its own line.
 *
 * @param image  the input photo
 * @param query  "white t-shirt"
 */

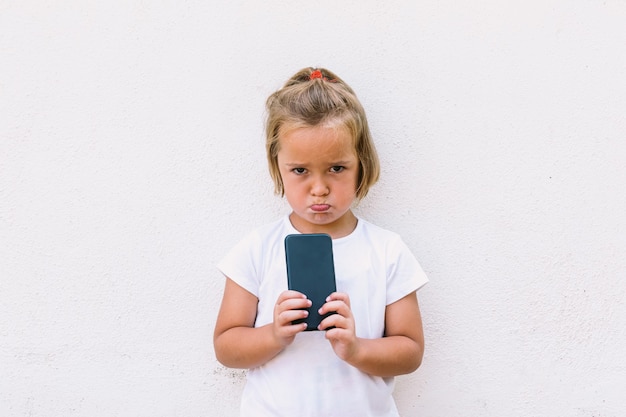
xmin=217 ymin=216 xmax=428 ymax=417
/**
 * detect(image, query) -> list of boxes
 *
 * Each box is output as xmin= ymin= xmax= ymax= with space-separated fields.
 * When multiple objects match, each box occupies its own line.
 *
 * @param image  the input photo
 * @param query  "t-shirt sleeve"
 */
xmin=216 ymin=231 xmax=261 ymax=298
xmin=385 ymin=235 xmax=429 ymax=305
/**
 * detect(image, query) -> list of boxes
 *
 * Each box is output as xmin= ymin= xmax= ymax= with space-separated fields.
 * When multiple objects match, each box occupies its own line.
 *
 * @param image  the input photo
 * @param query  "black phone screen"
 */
xmin=284 ymin=233 xmax=337 ymax=331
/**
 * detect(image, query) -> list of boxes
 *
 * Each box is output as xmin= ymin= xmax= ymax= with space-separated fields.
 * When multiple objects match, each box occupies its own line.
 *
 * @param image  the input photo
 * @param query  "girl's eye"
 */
xmin=292 ymin=168 xmax=306 ymax=175
xmin=330 ymin=166 xmax=345 ymax=173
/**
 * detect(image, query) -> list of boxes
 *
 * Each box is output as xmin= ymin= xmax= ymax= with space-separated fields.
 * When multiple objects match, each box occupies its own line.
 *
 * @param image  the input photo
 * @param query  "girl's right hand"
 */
xmin=272 ymin=290 xmax=312 ymax=347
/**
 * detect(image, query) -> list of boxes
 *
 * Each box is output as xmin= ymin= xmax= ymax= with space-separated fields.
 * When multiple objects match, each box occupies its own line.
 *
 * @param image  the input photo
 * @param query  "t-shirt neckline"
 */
xmin=283 ymin=214 xmax=362 ymax=243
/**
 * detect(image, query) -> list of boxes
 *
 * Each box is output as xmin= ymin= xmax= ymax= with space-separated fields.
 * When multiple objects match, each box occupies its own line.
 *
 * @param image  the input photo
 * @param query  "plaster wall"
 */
xmin=2 ymin=1 xmax=625 ymax=416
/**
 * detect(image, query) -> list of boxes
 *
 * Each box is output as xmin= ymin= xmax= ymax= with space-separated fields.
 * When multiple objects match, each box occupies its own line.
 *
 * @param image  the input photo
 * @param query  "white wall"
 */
xmin=2 ymin=1 xmax=625 ymax=416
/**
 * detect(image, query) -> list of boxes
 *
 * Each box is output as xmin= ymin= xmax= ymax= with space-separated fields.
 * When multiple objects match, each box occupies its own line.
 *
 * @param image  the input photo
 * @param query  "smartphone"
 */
xmin=284 ymin=233 xmax=337 ymax=331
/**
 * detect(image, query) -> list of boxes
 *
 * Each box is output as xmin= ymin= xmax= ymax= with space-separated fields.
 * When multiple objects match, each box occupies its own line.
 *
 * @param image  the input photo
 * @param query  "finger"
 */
xmin=276 ymin=290 xmax=308 ymax=304
xmin=323 ymin=325 xmax=346 ymax=339
xmin=318 ymin=314 xmax=339 ymax=331
xmin=277 ymin=308 xmax=309 ymax=326
xmin=318 ymin=310 xmax=353 ymax=331
xmin=326 ymin=292 xmax=351 ymax=307
xmin=282 ymin=322 xmax=309 ymax=336
xmin=277 ymin=297 xmax=312 ymax=313
xmin=319 ymin=299 xmax=350 ymax=317
xmin=275 ymin=291 xmax=311 ymax=314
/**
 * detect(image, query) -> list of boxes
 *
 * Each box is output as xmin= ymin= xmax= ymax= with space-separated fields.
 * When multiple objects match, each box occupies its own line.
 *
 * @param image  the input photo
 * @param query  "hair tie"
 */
xmin=309 ymin=70 xmax=324 ymax=80
xmin=309 ymin=69 xmax=337 ymax=83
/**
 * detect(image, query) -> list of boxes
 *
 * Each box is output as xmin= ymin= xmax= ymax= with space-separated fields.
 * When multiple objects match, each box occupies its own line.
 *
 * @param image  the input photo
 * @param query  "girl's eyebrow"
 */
xmin=285 ymin=160 xmax=353 ymax=166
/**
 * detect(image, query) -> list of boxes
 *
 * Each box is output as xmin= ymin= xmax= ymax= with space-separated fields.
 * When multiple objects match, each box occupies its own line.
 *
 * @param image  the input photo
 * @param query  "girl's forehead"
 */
xmin=281 ymin=124 xmax=348 ymax=144
xmin=278 ymin=125 xmax=356 ymax=160
xmin=280 ymin=120 xmax=354 ymax=144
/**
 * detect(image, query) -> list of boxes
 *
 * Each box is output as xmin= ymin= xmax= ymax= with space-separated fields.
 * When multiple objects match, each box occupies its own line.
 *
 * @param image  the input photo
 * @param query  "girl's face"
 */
xmin=277 ymin=124 xmax=359 ymax=239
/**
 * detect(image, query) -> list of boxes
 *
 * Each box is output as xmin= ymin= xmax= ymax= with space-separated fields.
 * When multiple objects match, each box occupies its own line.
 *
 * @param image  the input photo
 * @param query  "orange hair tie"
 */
xmin=309 ymin=69 xmax=337 ymax=82
xmin=309 ymin=70 xmax=324 ymax=80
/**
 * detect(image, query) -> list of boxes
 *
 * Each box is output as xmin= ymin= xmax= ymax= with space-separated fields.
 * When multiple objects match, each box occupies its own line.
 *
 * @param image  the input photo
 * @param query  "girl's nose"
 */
xmin=310 ymin=176 xmax=329 ymax=196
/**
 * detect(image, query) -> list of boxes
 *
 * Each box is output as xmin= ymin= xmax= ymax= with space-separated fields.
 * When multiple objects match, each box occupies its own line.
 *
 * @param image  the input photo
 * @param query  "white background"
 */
xmin=2 ymin=1 xmax=625 ymax=416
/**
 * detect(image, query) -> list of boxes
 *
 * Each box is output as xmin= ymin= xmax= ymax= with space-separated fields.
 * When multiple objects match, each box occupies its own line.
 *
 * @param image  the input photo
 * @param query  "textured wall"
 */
xmin=2 ymin=1 xmax=625 ymax=416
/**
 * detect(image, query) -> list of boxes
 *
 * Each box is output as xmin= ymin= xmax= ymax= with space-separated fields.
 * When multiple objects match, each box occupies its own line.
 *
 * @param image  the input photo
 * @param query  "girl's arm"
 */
xmin=213 ymin=277 xmax=312 ymax=369
xmin=319 ymin=291 xmax=424 ymax=377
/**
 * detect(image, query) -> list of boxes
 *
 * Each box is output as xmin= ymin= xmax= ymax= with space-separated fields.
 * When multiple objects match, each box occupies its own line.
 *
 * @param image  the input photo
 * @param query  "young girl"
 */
xmin=214 ymin=67 xmax=428 ymax=417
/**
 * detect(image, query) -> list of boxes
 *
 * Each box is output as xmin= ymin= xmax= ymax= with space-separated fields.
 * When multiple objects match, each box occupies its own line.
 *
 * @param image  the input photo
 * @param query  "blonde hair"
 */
xmin=265 ymin=67 xmax=380 ymax=200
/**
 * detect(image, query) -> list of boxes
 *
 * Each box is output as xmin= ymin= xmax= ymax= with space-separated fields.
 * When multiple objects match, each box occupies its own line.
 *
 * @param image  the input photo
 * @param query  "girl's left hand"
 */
xmin=318 ymin=292 xmax=360 ymax=362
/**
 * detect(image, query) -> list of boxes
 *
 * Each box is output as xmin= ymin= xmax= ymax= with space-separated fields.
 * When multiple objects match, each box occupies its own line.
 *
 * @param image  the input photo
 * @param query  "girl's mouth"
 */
xmin=310 ymin=204 xmax=331 ymax=212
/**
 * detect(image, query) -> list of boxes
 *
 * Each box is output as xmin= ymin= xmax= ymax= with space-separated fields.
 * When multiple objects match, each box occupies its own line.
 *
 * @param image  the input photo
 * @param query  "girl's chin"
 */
xmin=290 ymin=211 xmax=356 ymax=235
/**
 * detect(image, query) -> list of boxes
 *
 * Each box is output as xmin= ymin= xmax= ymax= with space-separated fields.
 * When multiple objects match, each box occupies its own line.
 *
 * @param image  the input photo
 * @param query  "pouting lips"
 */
xmin=311 ymin=204 xmax=331 ymax=212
